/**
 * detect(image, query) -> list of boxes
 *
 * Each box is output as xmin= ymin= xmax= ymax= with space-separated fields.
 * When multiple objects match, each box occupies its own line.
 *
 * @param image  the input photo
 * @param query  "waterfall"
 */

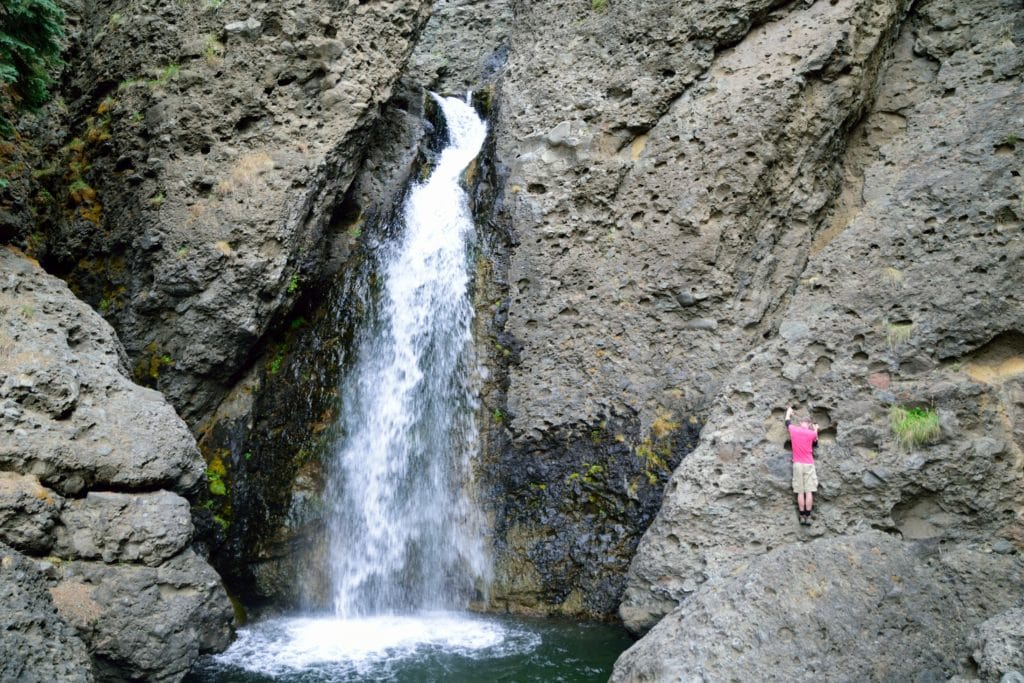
xmin=325 ymin=95 xmax=489 ymax=617
xmin=198 ymin=94 xmax=633 ymax=681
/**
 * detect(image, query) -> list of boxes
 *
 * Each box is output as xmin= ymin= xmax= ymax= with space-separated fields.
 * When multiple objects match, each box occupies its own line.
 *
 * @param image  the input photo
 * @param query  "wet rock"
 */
xmin=0 ymin=543 xmax=93 ymax=683
xmin=53 ymin=491 xmax=193 ymax=567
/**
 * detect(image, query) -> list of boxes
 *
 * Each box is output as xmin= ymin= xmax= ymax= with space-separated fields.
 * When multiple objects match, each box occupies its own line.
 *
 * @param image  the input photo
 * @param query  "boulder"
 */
xmin=0 ymin=472 xmax=63 ymax=554
xmin=53 ymin=490 xmax=193 ymax=567
xmin=0 ymin=247 xmax=234 ymax=677
xmin=50 ymin=550 xmax=233 ymax=682
xmin=0 ymin=248 xmax=204 ymax=496
xmin=611 ymin=532 xmax=1024 ymax=682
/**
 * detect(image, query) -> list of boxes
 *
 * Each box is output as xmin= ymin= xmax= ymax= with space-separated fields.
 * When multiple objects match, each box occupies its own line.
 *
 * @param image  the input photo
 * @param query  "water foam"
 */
xmin=212 ymin=613 xmax=538 ymax=678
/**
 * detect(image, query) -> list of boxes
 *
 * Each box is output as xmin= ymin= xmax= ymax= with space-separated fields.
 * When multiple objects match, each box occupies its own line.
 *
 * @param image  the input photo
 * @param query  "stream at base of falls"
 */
xmin=186 ymin=613 xmax=633 ymax=682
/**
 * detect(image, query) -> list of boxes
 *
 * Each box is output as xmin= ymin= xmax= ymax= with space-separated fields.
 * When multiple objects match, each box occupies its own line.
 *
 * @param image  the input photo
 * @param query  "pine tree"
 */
xmin=0 ymin=0 xmax=65 ymax=136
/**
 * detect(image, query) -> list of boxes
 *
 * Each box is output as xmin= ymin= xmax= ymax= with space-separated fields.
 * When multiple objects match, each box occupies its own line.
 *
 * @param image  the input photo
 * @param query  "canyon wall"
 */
xmin=1 ymin=0 xmax=1022 ymax=678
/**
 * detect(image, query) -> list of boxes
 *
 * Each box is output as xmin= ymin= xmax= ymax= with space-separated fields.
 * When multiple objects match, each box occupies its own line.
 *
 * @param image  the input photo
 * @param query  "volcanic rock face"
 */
xmin=611 ymin=532 xmax=1024 ymax=682
xmin=611 ymin=0 xmax=1024 ymax=677
xmin=482 ymin=0 xmax=924 ymax=616
xmin=2 ymin=0 xmax=1022 ymax=677
xmin=0 ymin=543 xmax=93 ymax=683
xmin=0 ymin=248 xmax=232 ymax=680
xmin=46 ymin=0 xmax=432 ymax=426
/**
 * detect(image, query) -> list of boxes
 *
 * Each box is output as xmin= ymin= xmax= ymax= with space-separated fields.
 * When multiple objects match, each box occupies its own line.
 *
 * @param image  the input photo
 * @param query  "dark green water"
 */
xmin=186 ymin=612 xmax=633 ymax=683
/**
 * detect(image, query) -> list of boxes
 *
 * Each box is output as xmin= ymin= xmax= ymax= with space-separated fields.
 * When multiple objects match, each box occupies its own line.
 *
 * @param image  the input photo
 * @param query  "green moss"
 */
xmin=206 ymin=450 xmax=229 ymax=496
xmin=133 ymin=341 xmax=172 ymax=385
xmin=287 ymin=274 xmax=299 ymax=294
xmin=149 ymin=63 xmax=180 ymax=88
xmin=269 ymin=345 xmax=286 ymax=375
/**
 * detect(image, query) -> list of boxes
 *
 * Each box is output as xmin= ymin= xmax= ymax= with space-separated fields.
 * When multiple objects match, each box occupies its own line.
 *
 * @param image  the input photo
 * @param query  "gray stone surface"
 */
xmin=45 ymin=0 xmax=434 ymax=426
xmin=0 ymin=248 xmax=234 ymax=677
xmin=496 ymin=0 xmax=912 ymax=440
xmin=0 ymin=472 xmax=63 ymax=554
xmin=970 ymin=608 xmax=1024 ymax=681
xmin=0 ymin=543 xmax=94 ymax=683
xmin=611 ymin=532 xmax=1024 ymax=682
xmin=621 ymin=0 xmax=1024 ymax=636
xmin=50 ymin=549 xmax=233 ymax=682
xmin=482 ymin=0 xmax=926 ymax=617
xmin=53 ymin=490 xmax=193 ymax=567
xmin=405 ymin=0 xmax=513 ymax=92
xmin=0 ymin=248 xmax=203 ymax=496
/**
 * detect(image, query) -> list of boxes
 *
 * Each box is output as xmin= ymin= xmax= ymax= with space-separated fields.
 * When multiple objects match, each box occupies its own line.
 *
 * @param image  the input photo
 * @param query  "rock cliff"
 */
xmin=1 ymin=0 xmax=1022 ymax=678
xmin=36 ymin=0 xmax=433 ymax=426
xmin=0 ymin=248 xmax=232 ymax=680
xmin=610 ymin=0 xmax=1024 ymax=678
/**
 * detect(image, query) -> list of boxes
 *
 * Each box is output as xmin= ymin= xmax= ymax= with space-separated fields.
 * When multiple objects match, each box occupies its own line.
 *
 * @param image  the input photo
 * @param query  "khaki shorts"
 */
xmin=792 ymin=462 xmax=818 ymax=493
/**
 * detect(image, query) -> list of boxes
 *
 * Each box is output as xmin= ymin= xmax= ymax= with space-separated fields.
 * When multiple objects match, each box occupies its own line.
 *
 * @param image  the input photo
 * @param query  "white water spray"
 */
xmin=325 ymin=95 xmax=489 ymax=617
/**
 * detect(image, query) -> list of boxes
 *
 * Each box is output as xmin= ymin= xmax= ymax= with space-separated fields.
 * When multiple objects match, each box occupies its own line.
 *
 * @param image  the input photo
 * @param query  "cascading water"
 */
xmin=191 ymin=95 xmax=634 ymax=681
xmin=326 ymin=94 xmax=489 ymax=617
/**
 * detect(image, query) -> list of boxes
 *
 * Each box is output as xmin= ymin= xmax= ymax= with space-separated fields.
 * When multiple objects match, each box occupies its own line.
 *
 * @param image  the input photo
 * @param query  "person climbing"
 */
xmin=785 ymin=405 xmax=819 ymax=526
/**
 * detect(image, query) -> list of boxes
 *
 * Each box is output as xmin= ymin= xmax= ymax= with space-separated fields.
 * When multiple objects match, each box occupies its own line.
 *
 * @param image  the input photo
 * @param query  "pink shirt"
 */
xmin=788 ymin=424 xmax=817 ymax=464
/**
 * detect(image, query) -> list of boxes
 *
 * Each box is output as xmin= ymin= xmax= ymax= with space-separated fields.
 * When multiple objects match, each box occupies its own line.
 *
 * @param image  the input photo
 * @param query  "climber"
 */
xmin=785 ymin=405 xmax=819 ymax=526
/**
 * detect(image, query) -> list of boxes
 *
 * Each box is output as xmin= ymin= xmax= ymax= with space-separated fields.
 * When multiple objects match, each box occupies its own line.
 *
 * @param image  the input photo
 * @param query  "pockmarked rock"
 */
xmin=612 ymin=533 xmax=1024 ymax=683
xmin=53 ymin=490 xmax=193 ymax=567
xmin=621 ymin=0 xmax=1024 ymax=637
xmin=968 ymin=607 xmax=1024 ymax=681
xmin=0 ymin=248 xmax=204 ymax=496
xmin=0 ymin=543 xmax=93 ymax=683
xmin=46 ymin=0 xmax=435 ymax=426
xmin=50 ymin=549 xmax=233 ymax=682
xmin=0 ymin=472 xmax=63 ymax=554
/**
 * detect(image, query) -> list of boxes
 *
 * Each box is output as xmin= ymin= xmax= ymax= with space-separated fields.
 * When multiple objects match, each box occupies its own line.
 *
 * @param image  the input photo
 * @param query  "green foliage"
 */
xmin=0 ymin=0 xmax=65 ymax=135
xmin=890 ymin=406 xmax=940 ymax=448
xmin=287 ymin=274 xmax=299 ymax=294
xmin=591 ymin=0 xmax=609 ymax=10
xmin=154 ymin=63 xmax=180 ymax=86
